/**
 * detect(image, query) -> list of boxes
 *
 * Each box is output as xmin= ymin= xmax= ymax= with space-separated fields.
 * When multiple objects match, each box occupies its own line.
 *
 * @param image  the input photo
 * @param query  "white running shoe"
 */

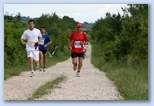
xmin=76 ymin=71 xmax=80 ymax=77
xmin=40 ymin=68 xmax=43 ymax=71
xmin=43 ymin=68 xmax=46 ymax=72
xmin=73 ymin=65 xmax=77 ymax=71
xmin=36 ymin=63 xmax=39 ymax=68
xmin=30 ymin=71 xmax=34 ymax=77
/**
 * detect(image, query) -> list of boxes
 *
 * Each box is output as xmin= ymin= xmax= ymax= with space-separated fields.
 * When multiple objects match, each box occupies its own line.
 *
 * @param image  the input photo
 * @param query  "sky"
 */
xmin=4 ymin=4 xmax=127 ymax=23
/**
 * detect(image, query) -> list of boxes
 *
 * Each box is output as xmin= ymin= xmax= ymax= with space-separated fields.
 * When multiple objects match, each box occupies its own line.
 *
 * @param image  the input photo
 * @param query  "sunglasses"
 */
xmin=77 ymin=27 xmax=82 ymax=28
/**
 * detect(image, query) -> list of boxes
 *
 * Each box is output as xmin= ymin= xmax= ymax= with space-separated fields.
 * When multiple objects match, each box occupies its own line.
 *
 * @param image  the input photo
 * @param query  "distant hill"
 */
xmin=82 ymin=21 xmax=93 ymax=31
xmin=4 ymin=14 xmax=93 ymax=30
xmin=20 ymin=16 xmax=39 ymax=25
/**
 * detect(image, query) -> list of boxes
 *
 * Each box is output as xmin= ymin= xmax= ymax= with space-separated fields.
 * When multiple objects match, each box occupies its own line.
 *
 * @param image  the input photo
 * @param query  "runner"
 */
xmin=39 ymin=27 xmax=52 ymax=72
xmin=20 ymin=19 xmax=42 ymax=77
xmin=83 ymin=43 xmax=88 ymax=59
xmin=83 ymin=32 xmax=88 ymax=59
xmin=69 ymin=22 xmax=89 ymax=77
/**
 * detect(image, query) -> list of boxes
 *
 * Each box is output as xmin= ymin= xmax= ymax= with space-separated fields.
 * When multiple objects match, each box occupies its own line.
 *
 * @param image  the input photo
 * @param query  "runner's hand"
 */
xmin=22 ymin=42 xmax=26 ymax=45
xmin=69 ymin=46 xmax=72 ymax=51
xmin=38 ymin=41 xmax=40 ymax=45
xmin=80 ymin=41 xmax=84 ymax=45
xmin=44 ymin=45 xmax=47 ymax=48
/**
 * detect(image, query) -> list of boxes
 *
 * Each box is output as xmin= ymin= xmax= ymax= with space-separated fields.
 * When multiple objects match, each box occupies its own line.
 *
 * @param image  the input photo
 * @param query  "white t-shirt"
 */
xmin=21 ymin=28 xmax=42 ymax=51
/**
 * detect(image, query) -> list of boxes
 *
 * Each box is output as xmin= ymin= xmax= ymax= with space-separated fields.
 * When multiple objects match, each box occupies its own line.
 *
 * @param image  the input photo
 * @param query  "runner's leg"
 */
xmin=76 ymin=57 xmax=83 ymax=77
xmin=39 ymin=51 xmax=43 ymax=71
xmin=34 ymin=59 xmax=39 ymax=66
xmin=72 ymin=58 xmax=77 ymax=66
xmin=29 ymin=57 xmax=35 ymax=77
xmin=39 ymin=51 xmax=43 ymax=68
xmin=71 ymin=53 xmax=77 ymax=71
xmin=43 ymin=51 xmax=48 ymax=68
xmin=72 ymin=57 xmax=77 ymax=71
xmin=78 ymin=57 xmax=83 ymax=72
xmin=29 ymin=57 xmax=34 ymax=71
xmin=27 ymin=51 xmax=34 ymax=77
xmin=42 ymin=51 xmax=47 ymax=72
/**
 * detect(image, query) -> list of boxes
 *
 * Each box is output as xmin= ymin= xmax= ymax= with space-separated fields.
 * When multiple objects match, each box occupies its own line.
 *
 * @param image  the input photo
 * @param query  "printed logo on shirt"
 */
xmin=29 ymin=41 xmax=36 ymax=47
xmin=74 ymin=41 xmax=81 ymax=48
xmin=39 ymin=38 xmax=45 ymax=45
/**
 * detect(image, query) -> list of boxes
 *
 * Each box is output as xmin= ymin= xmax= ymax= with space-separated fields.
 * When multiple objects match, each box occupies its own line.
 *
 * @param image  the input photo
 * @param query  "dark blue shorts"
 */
xmin=71 ymin=52 xmax=84 ymax=58
xmin=40 ymin=50 xmax=48 ymax=54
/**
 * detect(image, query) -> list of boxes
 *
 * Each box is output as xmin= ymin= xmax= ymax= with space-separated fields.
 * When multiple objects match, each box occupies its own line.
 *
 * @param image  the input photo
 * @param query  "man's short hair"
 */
xmin=28 ymin=19 xmax=35 ymax=24
xmin=41 ymin=27 xmax=45 ymax=29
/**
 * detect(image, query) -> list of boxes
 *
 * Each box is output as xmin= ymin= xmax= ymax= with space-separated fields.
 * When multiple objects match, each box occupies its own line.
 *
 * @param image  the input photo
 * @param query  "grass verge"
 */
xmin=91 ymin=40 xmax=148 ymax=100
xmin=4 ymin=50 xmax=70 ymax=80
xmin=28 ymin=76 xmax=66 ymax=100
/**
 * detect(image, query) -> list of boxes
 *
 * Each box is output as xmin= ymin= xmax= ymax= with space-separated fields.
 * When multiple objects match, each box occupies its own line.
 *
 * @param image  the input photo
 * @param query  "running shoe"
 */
xmin=76 ymin=71 xmax=80 ymax=77
xmin=83 ymin=53 xmax=86 ymax=59
xmin=73 ymin=65 xmax=77 ymax=71
xmin=43 ymin=68 xmax=46 ymax=72
xmin=36 ymin=63 xmax=39 ymax=68
xmin=40 ymin=68 xmax=43 ymax=71
xmin=30 ymin=71 xmax=34 ymax=77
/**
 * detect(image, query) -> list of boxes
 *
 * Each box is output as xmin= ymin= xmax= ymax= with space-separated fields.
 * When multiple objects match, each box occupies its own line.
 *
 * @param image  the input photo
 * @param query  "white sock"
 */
xmin=31 ymin=70 xmax=34 ymax=73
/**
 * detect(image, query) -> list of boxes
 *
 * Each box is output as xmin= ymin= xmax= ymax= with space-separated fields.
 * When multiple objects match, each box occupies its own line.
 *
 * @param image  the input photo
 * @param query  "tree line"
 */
xmin=91 ymin=4 xmax=148 ymax=68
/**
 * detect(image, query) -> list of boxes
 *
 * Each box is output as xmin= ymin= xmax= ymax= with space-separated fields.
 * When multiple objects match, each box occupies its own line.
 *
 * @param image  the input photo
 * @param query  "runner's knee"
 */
xmin=72 ymin=60 xmax=77 ymax=65
xmin=44 ymin=54 xmax=47 ymax=57
xmin=72 ymin=61 xmax=77 ymax=65
xmin=79 ymin=61 xmax=82 ymax=65
xmin=29 ymin=57 xmax=33 ymax=63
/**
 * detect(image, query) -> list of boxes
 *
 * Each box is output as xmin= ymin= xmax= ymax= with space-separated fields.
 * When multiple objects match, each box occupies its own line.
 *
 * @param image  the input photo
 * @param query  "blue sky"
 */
xmin=4 ymin=4 xmax=127 ymax=23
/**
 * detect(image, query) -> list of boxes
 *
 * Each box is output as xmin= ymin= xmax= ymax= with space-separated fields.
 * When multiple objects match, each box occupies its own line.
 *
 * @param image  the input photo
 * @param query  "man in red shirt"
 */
xmin=69 ymin=22 xmax=89 ymax=77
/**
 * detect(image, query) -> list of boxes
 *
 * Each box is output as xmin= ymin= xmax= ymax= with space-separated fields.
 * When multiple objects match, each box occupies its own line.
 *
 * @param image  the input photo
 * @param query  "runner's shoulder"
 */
xmin=71 ymin=31 xmax=77 ymax=34
xmin=44 ymin=34 xmax=49 ymax=37
xmin=24 ymin=29 xmax=29 ymax=33
xmin=25 ymin=28 xmax=40 ymax=32
xmin=44 ymin=34 xmax=51 ymax=39
xmin=34 ymin=28 xmax=41 ymax=32
xmin=82 ymin=32 xmax=87 ymax=35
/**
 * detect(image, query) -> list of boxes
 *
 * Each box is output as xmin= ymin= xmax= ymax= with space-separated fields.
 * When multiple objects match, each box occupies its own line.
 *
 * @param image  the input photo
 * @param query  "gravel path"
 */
xmin=4 ymin=44 xmax=123 ymax=100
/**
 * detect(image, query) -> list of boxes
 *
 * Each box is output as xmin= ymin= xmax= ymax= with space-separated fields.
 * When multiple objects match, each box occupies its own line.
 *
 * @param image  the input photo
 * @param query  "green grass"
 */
xmin=4 ymin=63 xmax=29 ymax=80
xmin=91 ymin=40 xmax=148 ymax=100
xmin=4 ymin=50 xmax=70 ymax=80
xmin=28 ymin=76 xmax=66 ymax=100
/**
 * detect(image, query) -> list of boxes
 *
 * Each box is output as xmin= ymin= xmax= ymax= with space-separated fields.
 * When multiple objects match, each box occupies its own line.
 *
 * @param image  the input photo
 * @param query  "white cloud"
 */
xmin=4 ymin=4 xmax=127 ymax=23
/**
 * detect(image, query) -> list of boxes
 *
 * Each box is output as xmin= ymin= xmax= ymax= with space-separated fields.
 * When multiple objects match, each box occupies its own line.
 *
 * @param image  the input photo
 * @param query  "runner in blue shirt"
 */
xmin=39 ymin=27 xmax=52 ymax=72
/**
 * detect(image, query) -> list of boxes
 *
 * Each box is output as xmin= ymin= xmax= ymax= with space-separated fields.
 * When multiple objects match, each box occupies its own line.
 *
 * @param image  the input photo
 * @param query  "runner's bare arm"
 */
xmin=46 ymin=41 xmax=52 ymax=46
xmin=20 ymin=38 xmax=26 ymax=45
xmin=44 ymin=41 xmax=52 ymax=47
xmin=80 ymin=41 xmax=88 ymax=45
xmin=69 ymin=40 xmax=72 ymax=50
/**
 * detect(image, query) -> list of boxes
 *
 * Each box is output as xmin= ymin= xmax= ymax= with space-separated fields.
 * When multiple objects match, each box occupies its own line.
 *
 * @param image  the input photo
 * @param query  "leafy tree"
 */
xmin=91 ymin=4 xmax=148 ymax=67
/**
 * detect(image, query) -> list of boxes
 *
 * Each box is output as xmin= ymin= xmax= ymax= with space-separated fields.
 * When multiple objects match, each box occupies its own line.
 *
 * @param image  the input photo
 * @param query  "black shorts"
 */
xmin=71 ymin=52 xmax=84 ymax=58
xmin=40 ymin=50 xmax=48 ymax=54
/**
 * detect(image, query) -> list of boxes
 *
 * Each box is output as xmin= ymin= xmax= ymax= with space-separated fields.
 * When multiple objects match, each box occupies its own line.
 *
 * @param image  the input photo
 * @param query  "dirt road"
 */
xmin=4 ymin=44 xmax=123 ymax=100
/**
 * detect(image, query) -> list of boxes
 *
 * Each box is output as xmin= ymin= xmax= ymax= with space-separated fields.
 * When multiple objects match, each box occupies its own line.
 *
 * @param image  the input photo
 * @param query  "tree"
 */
xmin=15 ymin=12 xmax=21 ymax=21
xmin=91 ymin=4 xmax=148 ymax=65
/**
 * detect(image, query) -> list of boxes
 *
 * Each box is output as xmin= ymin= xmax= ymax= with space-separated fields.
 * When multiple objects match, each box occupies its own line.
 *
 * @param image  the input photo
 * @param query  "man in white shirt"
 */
xmin=20 ymin=20 xmax=42 ymax=77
